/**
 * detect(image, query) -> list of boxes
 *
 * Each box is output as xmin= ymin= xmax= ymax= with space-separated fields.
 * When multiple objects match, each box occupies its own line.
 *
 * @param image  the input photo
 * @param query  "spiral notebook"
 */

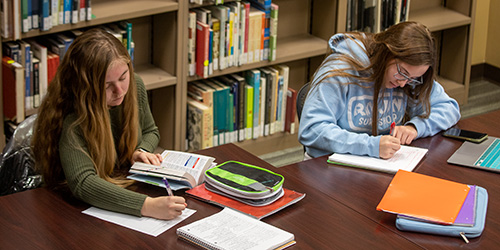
xmin=177 ymin=207 xmax=296 ymax=250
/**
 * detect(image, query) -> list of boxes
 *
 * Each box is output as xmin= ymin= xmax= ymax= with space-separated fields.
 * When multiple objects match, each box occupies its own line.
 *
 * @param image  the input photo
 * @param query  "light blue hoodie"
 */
xmin=298 ymin=34 xmax=461 ymax=158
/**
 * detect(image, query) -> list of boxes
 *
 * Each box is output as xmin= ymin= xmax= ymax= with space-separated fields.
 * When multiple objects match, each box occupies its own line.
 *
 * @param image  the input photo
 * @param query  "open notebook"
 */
xmin=328 ymin=145 xmax=428 ymax=173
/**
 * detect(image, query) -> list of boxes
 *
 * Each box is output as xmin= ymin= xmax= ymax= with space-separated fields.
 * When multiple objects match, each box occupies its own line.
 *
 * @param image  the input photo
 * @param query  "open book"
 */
xmin=177 ymin=207 xmax=296 ymax=250
xmin=128 ymin=150 xmax=215 ymax=190
xmin=327 ymin=145 xmax=428 ymax=173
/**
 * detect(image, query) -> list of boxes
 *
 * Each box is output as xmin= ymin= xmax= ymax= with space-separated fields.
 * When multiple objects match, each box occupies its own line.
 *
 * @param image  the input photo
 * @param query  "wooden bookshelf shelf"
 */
xmin=187 ymin=34 xmax=328 ymax=82
xmin=8 ymin=0 xmax=179 ymax=41
xmin=410 ymin=6 xmax=472 ymax=32
xmin=135 ymin=64 xmax=177 ymax=90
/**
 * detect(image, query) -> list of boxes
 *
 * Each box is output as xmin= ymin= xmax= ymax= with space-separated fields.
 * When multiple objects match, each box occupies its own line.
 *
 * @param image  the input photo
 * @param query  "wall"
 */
xmin=486 ymin=0 xmax=500 ymax=68
xmin=472 ymin=0 xmax=500 ymax=68
xmin=471 ymin=0 xmax=489 ymax=65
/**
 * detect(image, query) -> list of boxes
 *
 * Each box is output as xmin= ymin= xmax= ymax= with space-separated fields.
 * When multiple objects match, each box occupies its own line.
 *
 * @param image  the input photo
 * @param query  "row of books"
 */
xmin=346 ymin=0 xmax=410 ymax=33
xmin=188 ymin=0 xmax=278 ymax=78
xmin=1 ymin=0 xmax=92 ymax=40
xmin=189 ymin=0 xmax=224 ymax=5
xmin=186 ymin=64 xmax=298 ymax=151
xmin=2 ymin=21 xmax=133 ymax=124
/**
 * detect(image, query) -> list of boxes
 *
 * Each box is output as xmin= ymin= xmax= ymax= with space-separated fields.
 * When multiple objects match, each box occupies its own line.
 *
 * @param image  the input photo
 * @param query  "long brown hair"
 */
xmin=310 ymin=21 xmax=436 ymax=135
xmin=32 ymin=28 xmax=139 ymax=188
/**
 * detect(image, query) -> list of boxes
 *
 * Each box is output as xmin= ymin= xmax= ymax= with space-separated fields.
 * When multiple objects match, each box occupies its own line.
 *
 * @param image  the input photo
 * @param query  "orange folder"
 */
xmin=376 ymin=170 xmax=470 ymax=224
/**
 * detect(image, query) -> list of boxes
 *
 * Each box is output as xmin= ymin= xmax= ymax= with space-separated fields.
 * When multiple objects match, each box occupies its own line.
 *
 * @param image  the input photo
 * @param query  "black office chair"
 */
xmin=0 ymin=114 xmax=41 ymax=196
xmin=296 ymin=82 xmax=311 ymax=122
xmin=296 ymin=82 xmax=311 ymax=153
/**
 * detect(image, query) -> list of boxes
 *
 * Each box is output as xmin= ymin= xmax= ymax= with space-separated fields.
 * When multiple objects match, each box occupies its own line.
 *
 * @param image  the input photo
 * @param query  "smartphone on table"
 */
xmin=443 ymin=127 xmax=488 ymax=143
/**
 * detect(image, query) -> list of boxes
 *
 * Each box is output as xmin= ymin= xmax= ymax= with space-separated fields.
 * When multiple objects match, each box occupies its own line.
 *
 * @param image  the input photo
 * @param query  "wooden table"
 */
xmin=1 ymin=110 xmax=499 ymax=249
xmin=281 ymin=109 xmax=500 ymax=249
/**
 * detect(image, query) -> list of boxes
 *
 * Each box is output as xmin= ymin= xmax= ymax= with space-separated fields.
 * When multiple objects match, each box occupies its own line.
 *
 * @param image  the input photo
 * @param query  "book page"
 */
xmin=328 ymin=145 xmax=428 ymax=173
xmin=130 ymin=151 xmax=215 ymax=187
xmin=177 ymin=208 xmax=295 ymax=250
xmin=160 ymin=150 xmax=214 ymax=183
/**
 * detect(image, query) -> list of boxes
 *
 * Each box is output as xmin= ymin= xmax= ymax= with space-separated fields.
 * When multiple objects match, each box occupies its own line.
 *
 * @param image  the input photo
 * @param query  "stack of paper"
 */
xmin=376 ymin=170 xmax=474 ymax=225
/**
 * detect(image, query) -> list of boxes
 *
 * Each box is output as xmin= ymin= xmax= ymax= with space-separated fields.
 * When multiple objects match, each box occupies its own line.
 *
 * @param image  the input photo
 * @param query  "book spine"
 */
xmin=52 ymin=0 xmax=59 ymax=26
xmin=79 ymin=0 xmax=85 ymax=22
xmin=208 ymin=28 xmax=213 ymax=75
xmin=86 ymin=0 xmax=90 ymax=21
xmin=188 ymin=11 xmax=196 ymax=76
xmin=245 ymin=85 xmax=253 ymax=140
xmin=269 ymin=3 xmax=278 ymax=61
xmin=21 ymin=0 xmax=28 ymax=32
xmin=211 ymin=18 xmax=220 ymax=71
xmin=196 ymin=21 xmax=209 ymax=78
xmin=187 ymin=100 xmax=204 ymax=151
xmin=71 ymin=0 xmax=80 ymax=24
xmin=63 ymin=0 xmax=70 ymax=24
xmin=259 ymin=76 xmax=266 ymax=137
xmin=32 ymin=57 xmax=40 ymax=108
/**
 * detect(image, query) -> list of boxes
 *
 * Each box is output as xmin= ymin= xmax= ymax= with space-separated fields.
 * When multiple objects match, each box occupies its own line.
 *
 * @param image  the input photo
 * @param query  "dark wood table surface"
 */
xmin=1 ymin=110 xmax=499 ymax=249
xmin=282 ymin=109 xmax=500 ymax=249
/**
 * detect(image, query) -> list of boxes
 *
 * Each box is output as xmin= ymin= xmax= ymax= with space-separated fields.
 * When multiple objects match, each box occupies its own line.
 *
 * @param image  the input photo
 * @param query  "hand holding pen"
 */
xmin=390 ymin=122 xmax=418 ymax=145
xmin=379 ymin=122 xmax=401 ymax=159
xmin=140 ymin=179 xmax=187 ymax=220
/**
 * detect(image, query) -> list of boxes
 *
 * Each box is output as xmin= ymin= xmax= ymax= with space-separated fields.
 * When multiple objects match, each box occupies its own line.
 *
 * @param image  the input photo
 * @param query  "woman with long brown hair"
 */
xmin=32 ymin=28 xmax=186 ymax=220
xmin=299 ymin=21 xmax=460 ymax=159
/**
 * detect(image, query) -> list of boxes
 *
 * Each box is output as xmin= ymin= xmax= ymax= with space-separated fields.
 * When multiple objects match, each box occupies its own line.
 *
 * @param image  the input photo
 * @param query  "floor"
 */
xmin=259 ymin=79 xmax=500 ymax=167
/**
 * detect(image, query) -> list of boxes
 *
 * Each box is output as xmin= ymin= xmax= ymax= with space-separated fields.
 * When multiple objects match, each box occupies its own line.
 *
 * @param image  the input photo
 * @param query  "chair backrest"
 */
xmin=0 ymin=114 xmax=41 ymax=196
xmin=296 ymin=82 xmax=311 ymax=121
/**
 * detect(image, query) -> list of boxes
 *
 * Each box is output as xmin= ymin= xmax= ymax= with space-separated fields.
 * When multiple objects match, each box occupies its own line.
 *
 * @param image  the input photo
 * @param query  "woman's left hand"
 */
xmin=392 ymin=125 xmax=418 ymax=145
xmin=132 ymin=150 xmax=163 ymax=166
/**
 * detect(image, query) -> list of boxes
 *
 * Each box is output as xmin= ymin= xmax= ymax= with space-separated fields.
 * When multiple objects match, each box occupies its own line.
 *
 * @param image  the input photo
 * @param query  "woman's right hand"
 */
xmin=379 ymin=135 xmax=401 ymax=159
xmin=141 ymin=196 xmax=187 ymax=220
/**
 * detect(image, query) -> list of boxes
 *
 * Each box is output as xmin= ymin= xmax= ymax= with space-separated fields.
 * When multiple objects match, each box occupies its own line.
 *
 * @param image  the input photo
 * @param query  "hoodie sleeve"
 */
xmin=406 ymin=80 xmax=461 ymax=138
xmin=298 ymin=74 xmax=381 ymax=158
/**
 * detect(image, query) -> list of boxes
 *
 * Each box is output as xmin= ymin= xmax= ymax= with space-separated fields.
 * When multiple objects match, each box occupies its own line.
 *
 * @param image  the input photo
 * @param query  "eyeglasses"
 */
xmin=394 ymin=62 xmax=424 ymax=86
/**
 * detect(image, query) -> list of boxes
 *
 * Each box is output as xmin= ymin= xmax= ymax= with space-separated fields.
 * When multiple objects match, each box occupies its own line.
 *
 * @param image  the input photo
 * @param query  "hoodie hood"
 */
xmin=328 ymin=33 xmax=371 ymax=68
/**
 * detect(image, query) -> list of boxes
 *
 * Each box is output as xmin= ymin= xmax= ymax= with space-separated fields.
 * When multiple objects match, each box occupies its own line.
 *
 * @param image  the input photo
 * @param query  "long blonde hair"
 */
xmin=32 ymin=28 xmax=138 ymax=188
xmin=311 ymin=21 xmax=436 ymax=135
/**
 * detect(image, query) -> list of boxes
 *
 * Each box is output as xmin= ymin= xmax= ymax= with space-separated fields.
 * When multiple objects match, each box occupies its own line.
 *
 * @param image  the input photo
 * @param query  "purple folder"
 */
xmin=453 ymin=185 xmax=476 ymax=226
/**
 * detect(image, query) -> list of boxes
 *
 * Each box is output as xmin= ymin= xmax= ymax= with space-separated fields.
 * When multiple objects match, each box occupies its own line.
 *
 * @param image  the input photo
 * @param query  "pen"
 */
xmin=390 ymin=122 xmax=396 ymax=136
xmin=162 ymin=177 xmax=174 ymax=196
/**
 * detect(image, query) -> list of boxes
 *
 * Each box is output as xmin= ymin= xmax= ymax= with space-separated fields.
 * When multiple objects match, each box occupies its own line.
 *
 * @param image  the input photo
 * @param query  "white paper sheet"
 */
xmin=82 ymin=207 xmax=196 ymax=237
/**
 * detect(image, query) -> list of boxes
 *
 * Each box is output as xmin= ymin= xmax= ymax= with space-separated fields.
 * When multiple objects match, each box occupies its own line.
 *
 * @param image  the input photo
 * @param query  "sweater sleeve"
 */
xmin=406 ymin=80 xmax=461 ymax=138
xmin=59 ymin=115 xmax=147 ymax=217
xmin=135 ymin=75 xmax=160 ymax=152
xmin=298 ymin=76 xmax=381 ymax=158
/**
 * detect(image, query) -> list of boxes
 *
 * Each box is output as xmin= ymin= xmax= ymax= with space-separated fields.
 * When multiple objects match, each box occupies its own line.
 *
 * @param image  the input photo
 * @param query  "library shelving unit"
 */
xmin=336 ymin=0 xmax=476 ymax=105
xmin=1 ymin=0 xmax=185 ymax=151
xmin=1 ymin=0 xmax=339 ymax=156
xmin=186 ymin=0 xmax=337 ymax=156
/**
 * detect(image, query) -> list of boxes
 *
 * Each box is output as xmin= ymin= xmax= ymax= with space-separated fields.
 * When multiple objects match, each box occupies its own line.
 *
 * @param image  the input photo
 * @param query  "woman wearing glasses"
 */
xmin=298 ymin=21 xmax=460 ymax=159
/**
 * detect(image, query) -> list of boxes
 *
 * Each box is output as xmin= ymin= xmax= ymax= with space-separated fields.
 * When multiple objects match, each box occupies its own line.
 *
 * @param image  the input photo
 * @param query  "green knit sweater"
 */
xmin=59 ymin=76 xmax=159 ymax=216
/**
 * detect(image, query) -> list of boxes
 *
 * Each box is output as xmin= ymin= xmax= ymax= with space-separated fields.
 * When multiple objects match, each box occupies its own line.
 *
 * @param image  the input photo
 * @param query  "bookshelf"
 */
xmin=185 ymin=0 xmax=335 ymax=155
xmin=336 ymin=0 xmax=477 ymax=105
xmin=1 ymin=0 xmax=185 ymax=151
xmin=1 ymin=0 xmax=339 ymax=156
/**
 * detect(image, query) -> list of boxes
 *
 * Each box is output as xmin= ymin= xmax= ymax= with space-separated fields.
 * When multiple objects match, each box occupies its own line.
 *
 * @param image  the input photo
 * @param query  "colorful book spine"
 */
xmin=2 ymin=56 xmax=25 ymax=123
xmin=211 ymin=17 xmax=220 ymax=71
xmin=269 ymin=3 xmax=278 ymax=61
xmin=196 ymin=20 xmax=210 ymax=78
xmin=245 ymin=69 xmax=260 ymax=139
xmin=245 ymin=85 xmax=253 ymax=140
